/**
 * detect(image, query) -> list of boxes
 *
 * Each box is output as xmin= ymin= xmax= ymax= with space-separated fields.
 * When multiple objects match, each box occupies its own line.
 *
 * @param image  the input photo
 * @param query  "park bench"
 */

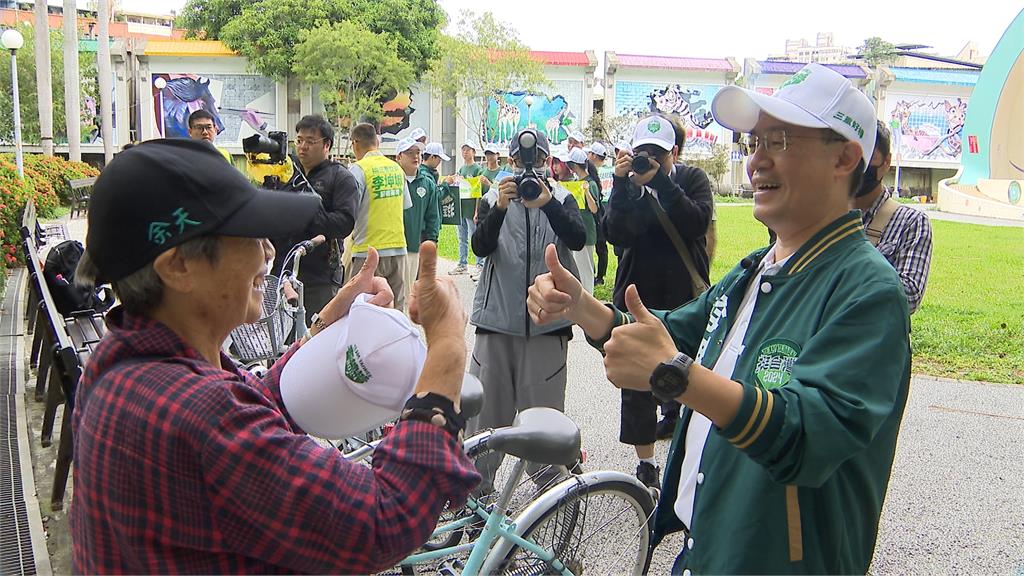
xmin=20 ymin=197 xmax=67 ymax=253
xmin=21 ymin=226 xmax=107 ymax=510
xmin=66 ymin=177 xmax=97 ymax=218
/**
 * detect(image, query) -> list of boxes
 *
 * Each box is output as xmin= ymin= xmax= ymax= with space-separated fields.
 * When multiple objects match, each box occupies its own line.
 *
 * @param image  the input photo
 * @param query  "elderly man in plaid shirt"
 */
xmin=70 ymin=139 xmax=479 ymax=574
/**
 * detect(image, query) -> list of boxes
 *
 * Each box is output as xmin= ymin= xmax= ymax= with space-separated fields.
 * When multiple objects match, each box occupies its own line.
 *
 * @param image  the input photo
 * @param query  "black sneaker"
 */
xmin=635 ymin=461 xmax=661 ymax=490
xmin=656 ymin=415 xmax=678 ymax=440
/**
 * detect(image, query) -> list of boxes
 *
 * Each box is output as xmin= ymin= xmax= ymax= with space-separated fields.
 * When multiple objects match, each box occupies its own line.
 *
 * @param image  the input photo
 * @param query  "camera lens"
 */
xmin=518 ymin=176 xmax=542 ymax=201
xmin=519 ymin=131 xmax=537 ymax=149
xmin=632 ymin=154 xmax=652 ymax=173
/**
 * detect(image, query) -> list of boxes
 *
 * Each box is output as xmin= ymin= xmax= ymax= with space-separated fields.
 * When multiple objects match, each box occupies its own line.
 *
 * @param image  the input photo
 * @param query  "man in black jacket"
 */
xmin=605 ymin=114 xmax=713 ymax=489
xmin=270 ymin=115 xmax=359 ymax=324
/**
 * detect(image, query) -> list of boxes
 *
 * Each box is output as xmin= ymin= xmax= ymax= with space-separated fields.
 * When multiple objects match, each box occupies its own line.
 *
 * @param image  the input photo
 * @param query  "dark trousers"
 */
xmin=620 ymin=389 xmax=681 ymax=445
xmin=594 ymin=211 xmax=608 ymax=281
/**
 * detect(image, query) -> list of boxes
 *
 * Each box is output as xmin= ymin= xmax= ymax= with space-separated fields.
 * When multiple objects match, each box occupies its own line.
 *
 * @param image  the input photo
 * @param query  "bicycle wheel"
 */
xmin=496 ymin=478 xmax=654 ymax=576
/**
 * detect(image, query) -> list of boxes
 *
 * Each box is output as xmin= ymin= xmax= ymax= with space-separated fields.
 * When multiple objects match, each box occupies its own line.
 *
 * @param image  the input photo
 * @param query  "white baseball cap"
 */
xmin=461 ymin=140 xmax=478 ymax=152
xmin=568 ymin=148 xmax=589 ymax=165
xmin=711 ymin=63 xmax=876 ymax=168
xmin=632 ymin=116 xmax=676 ymax=151
xmin=550 ymin=145 xmax=571 ymax=163
xmin=423 ymin=142 xmax=450 ymax=161
xmin=586 ymin=142 xmax=608 ymax=158
xmin=279 ymin=294 xmax=426 ymax=439
xmin=395 ymin=137 xmax=422 ymax=156
xmin=483 ymin=142 xmax=501 ymax=155
xmin=408 ymin=127 xmax=427 ymax=142
xmin=567 ymin=130 xmax=585 ymax=143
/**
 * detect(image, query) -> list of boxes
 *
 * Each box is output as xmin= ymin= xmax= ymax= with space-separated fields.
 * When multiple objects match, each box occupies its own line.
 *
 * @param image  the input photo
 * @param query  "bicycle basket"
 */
xmin=228 ymin=275 xmax=295 ymax=364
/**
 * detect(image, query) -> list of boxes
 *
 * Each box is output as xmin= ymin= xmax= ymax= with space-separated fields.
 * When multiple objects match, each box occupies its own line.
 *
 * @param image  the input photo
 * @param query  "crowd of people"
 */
xmin=70 ymin=63 xmax=933 ymax=573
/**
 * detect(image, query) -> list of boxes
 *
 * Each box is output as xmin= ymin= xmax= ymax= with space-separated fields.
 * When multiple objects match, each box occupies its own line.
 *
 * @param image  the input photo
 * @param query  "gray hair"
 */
xmin=76 ymin=236 xmax=221 ymax=314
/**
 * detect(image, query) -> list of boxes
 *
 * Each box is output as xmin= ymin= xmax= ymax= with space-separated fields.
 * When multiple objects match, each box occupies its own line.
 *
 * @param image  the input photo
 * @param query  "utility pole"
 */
xmin=63 ymin=0 xmax=81 ymax=161
xmin=97 ymin=0 xmax=114 ymax=163
xmin=34 ymin=0 xmax=54 ymax=156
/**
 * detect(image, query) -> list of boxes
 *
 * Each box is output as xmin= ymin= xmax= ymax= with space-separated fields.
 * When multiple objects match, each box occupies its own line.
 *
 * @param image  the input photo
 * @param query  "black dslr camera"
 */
xmin=631 ymin=151 xmax=654 ymax=174
xmin=242 ymin=131 xmax=288 ymax=164
xmin=514 ymin=129 xmax=545 ymax=201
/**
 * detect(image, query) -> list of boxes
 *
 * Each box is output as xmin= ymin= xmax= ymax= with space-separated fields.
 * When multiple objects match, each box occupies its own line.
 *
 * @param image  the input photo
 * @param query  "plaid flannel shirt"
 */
xmin=71 ymin=307 xmax=479 ymax=574
xmin=862 ymin=189 xmax=933 ymax=313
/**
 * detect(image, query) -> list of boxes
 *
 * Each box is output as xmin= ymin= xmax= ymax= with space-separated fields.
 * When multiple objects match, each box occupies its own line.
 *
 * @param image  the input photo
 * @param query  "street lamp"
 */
xmin=2 ymin=28 xmax=25 ymax=179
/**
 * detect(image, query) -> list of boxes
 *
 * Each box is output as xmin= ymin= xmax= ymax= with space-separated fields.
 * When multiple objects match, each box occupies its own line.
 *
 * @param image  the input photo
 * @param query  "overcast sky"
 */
xmin=118 ymin=0 xmax=1020 ymax=73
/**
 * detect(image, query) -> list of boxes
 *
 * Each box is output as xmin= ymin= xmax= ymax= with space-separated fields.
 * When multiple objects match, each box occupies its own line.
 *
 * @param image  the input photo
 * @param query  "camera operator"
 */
xmin=468 ymin=129 xmax=585 ymax=490
xmin=605 ymin=114 xmax=713 ymax=490
xmin=269 ymin=115 xmax=359 ymax=325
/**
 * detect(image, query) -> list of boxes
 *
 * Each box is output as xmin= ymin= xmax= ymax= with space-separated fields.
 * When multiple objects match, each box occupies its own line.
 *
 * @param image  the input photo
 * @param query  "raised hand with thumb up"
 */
xmin=527 ymin=244 xmax=584 ymax=326
xmin=603 ymin=284 xmax=680 ymax=392
xmin=408 ymin=241 xmax=467 ymax=343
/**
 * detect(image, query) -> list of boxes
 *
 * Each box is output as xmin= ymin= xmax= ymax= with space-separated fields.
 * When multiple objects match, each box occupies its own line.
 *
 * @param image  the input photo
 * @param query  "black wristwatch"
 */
xmin=650 ymin=352 xmax=693 ymax=402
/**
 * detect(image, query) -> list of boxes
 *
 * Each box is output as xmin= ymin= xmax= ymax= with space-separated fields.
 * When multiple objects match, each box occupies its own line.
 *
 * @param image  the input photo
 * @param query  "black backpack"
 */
xmin=43 ymin=240 xmax=114 ymax=317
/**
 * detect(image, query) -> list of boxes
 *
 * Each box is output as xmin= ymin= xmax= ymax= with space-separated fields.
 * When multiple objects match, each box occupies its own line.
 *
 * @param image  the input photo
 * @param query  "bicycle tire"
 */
xmin=495 ymin=479 xmax=654 ymax=576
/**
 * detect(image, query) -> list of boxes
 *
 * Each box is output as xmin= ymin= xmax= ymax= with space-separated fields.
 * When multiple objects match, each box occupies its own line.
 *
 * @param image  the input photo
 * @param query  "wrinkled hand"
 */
xmin=495 ymin=176 xmax=519 ymax=210
xmin=318 ymin=247 xmax=394 ymax=326
xmin=408 ymin=242 xmax=467 ymax=343
xmin=527 ymin=244 xmax=583 ymax=325
xmin=604 ymin=285 xmax=678 ymax=391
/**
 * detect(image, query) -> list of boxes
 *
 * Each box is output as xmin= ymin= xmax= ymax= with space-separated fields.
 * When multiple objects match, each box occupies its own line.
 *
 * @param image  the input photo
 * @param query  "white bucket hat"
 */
xmin=280 ymin=294 xmax=426 ymax=439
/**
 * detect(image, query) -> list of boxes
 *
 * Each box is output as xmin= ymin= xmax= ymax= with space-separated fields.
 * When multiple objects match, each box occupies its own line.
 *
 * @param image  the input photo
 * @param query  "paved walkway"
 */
xmin=12 ymin=213 xmax=1024 ymax=574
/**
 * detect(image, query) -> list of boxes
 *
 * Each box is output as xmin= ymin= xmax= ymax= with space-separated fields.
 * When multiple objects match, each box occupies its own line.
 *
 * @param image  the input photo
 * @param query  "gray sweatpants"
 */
xmin=347 ymin=254 xmax=407 ymax=311
xmin=469 ymin=332 xmax=570 ymax=492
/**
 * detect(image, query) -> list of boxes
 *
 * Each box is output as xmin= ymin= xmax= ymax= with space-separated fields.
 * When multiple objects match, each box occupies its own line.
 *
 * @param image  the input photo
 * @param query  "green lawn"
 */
xmin=437 ymin=206 xmax=1024 ymax=384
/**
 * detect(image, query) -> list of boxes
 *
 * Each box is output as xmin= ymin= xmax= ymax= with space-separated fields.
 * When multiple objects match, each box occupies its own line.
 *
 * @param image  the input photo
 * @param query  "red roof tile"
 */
xmin=530 ymin=51 xmax=592 ymax=67
xmin=616 ymin=54 xmax=734 ymax=72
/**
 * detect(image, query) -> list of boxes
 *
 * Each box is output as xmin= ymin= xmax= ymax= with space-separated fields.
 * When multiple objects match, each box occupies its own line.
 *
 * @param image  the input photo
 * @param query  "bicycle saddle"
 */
xmin=487 ymin=408 xmax=581 ymax=466
xmin=460 ymin=373 xmax=485 ymax=420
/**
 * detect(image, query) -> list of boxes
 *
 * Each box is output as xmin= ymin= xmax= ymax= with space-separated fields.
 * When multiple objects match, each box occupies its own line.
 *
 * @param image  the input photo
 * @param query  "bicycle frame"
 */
xmin=400 ymin=459 xmax=575 ymax=576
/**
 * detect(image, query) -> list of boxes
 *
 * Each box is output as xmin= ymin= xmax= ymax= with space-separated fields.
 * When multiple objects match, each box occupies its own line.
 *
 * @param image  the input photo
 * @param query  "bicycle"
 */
xmin=390 ymin=385 xmax=655 ymax=575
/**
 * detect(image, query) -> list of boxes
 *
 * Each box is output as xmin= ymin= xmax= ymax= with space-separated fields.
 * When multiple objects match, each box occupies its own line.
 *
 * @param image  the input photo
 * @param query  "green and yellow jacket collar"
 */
xmin=750 ymin=211 xmax=866 ymax=277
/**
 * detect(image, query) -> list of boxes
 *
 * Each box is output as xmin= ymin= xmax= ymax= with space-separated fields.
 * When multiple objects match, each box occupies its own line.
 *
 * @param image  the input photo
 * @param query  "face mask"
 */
xmin=857 ymin=164 xmax=882 ymax=197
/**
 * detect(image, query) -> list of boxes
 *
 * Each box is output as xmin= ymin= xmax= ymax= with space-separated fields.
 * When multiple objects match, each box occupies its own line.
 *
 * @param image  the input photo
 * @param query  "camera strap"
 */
xmin=644 ymin=193 xmax=710 ymax=297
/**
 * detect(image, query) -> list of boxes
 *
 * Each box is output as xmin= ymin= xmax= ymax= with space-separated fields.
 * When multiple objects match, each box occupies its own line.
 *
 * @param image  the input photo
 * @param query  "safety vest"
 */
xmin=354 ymin=153 xmax=407 ymax=253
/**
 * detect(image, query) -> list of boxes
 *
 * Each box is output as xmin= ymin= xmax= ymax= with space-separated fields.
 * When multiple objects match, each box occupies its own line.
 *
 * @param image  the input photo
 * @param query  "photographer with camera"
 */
xmin=606 ymin=114 xmax=713 ymax=490
xmin=468 ymin=128 xmax=585 ymax=490
xmin=267 ymin=115 xmax=360 ymax=325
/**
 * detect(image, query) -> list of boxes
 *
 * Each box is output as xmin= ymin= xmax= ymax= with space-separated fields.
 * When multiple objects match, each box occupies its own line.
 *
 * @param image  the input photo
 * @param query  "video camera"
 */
xmin=242 ymin=131 xmax=288 ymax=164
xmin=514 ymin=129 xmax=545 ymax=201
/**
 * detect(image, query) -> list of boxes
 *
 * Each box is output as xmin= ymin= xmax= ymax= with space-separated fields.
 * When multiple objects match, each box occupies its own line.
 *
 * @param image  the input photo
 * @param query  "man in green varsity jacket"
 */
xmin=527 ymin=63 xmax=911 ymax=574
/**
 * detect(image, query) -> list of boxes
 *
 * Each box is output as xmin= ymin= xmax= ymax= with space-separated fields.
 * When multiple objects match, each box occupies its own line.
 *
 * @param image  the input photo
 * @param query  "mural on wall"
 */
xmin=482 ymin=91 xmax=577 ymax=145
xmin=152 ymin=73 xmax=277 ymax=145
xmin=884 ymin=94 xmax=969 ymax=163
xmin=380 ymin=89 xmax=415 ymax=135
xmin=615 ymin=81 xmax=727 ymax=155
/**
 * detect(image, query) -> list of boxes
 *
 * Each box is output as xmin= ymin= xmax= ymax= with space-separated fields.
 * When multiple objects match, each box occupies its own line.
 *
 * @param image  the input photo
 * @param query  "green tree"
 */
xmin=175 ymin=0 xmax=245 ymax=40
xmin=858 ymin=37 xmax=899 ymax=67
xmin=211 ymin=0 xmax=442 ymax=80
xmin=683 ymin=144 xmax=731 ymax=193
xmin=292 ymin=21 xmax=414 ymax=152
xmin=424 ymin=10 xmax=549 ymax=146
xmin=584 ymin=111 xmax=635 ymax=145
xmin=0 ymin=23 xmax=99 ymax=146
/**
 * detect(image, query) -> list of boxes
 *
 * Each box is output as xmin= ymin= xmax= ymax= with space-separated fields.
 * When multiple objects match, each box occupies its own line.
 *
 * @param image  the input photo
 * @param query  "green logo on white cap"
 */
xmin=345 ymin=344 xmax=372 ymax=384
xmin=781 ymin=69 xmax=811 ymax=89
xmin=647 ymin=120 xmax=661 ymax=133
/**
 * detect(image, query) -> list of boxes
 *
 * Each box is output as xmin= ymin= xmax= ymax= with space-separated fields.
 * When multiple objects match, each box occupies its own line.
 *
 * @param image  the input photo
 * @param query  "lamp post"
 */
xmin=2 ymin=28 xmax=25 ymax=179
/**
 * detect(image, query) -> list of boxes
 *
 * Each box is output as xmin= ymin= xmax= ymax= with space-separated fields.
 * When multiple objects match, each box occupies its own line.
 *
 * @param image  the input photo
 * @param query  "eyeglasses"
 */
xmin=741 ymin=129 xmax=845 ymax=156
xmin=191 ymin=124 xmax=216 ymax=133
xmin=295 ymin=137 xmax=326 ymax=147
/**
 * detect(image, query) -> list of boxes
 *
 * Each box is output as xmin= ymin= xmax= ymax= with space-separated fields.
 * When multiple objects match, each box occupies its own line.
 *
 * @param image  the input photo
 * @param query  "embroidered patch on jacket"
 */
xmin=753 ymin=339 xmax=801 ymax=389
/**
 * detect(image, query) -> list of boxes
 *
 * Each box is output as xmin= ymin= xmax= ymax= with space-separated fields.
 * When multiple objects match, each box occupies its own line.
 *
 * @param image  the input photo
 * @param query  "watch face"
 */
xmin=660 ymin=370 xmax=685 ymax=389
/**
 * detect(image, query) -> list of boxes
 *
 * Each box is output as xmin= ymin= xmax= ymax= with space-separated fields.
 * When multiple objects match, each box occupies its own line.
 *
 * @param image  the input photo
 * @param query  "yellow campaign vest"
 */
xmin=354 ymin=154 xmax=407 ymax=253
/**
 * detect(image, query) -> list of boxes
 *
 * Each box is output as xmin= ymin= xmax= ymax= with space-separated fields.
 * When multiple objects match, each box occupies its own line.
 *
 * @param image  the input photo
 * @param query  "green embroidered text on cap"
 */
xmin=781 ymin=69 xmax=811 ymax=88
xmin=753 ymin=339 xmax=800 ymax=389
xmin=832 ymin=111 xmax=865 ymax=138
xmin=147 ymin=207 xmax=202 ymax=246
xmin=345 ymin=344 xmax=372 ymax=383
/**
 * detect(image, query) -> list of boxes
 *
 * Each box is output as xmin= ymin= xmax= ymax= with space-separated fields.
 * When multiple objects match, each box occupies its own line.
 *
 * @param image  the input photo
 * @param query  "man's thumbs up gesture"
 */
xmin=604 ymin=284 xmax=680 ymax=392
xmin=527 ymin=244 xmax=584 ymax=325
